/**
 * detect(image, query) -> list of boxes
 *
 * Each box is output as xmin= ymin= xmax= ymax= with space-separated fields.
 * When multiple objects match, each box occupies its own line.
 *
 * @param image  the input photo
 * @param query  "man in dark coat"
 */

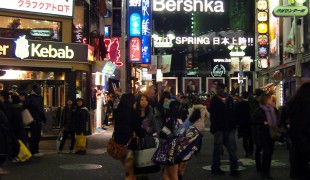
xmin=210 ymin=83 xmax=239 ymax=176
xmin=24 ymin=84 xmax=46 ymax=157
xmin=236 ymin=92 xmax=254 ymax=157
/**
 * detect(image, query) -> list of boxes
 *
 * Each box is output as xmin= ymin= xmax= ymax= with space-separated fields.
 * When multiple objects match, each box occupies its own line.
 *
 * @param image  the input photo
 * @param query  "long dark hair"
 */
xmin=136 ymin=94 xmax=150 ymax=117
xmin=117 ymin=93 xmax=136 ymax=110
xmin=287 ymin=82 xmax=310 ymax=118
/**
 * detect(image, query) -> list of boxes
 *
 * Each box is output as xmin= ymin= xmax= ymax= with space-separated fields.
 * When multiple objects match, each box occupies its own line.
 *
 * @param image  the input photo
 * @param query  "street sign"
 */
xmin=273 ymin=6 xmax=308 ymax=17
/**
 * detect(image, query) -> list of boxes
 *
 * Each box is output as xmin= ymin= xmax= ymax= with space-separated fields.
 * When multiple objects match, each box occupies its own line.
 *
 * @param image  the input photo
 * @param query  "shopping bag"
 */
xmin=135 ymin=147 xmax=160 ymax=174
xmin=17 ymin=140 xmax=32 ymax=162
xmin=21 ymin=109 xmax=34 ymax=126
xmin=76 ymin=133 xmax=87 ymax=151
xmin=56 ymin=131 xmax=63 ymax=150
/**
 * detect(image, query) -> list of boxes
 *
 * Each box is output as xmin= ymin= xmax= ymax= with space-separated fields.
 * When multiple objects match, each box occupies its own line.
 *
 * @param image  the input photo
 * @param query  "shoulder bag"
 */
xmin=107 ymin=135 xmax=131 ymax=160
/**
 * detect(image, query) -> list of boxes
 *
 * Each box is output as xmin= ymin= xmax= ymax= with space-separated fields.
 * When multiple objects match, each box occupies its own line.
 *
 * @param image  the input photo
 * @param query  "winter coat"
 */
xmin=288 ymin=104 xmax=310 ymax=155
xmin=11 ymin=103 xmax=24 ymax=138
xmin=210 ymin=95 xmax=237 ymax=134
xmin=74 ymin=106 xmax=89 ymax=134
xmin=61 ymin=106 xmax=75 ymax=132
xmin=235 ymin=100 xmax=251 ymax=137
xmin=24 ymin=92 xmax=46 ymax=124
xmin=189 ymin=105 xmax=209 ymax=132
xmin=252 ymin=107 xmax=278 ymax=145
xmin=113 ymin=107 xmax=146 ymax=149
xmin=0 ymin=110 xmax=19 ymax=160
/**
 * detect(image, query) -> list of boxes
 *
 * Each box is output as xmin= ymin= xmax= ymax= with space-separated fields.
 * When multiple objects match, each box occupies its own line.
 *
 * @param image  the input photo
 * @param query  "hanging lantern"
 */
xmin=258 ymin=23 xmax=268 ymax=33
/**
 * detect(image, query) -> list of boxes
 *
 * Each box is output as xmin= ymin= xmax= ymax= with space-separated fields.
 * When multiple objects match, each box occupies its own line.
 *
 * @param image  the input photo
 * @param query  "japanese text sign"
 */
xmin=0 ymin=0 xmax=73 ymax=17
xmin=141 ymin=0 xmax=152 ymax=64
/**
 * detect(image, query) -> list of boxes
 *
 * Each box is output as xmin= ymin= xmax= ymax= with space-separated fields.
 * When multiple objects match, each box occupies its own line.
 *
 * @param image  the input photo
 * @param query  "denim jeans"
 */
xmin=212 ymin=130 xmax=238 ymax=172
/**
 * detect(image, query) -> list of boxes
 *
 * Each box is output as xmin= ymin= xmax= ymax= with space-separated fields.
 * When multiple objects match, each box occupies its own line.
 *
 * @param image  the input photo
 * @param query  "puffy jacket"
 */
xmin=189 ymin=104 xmax=209 ymax=132
xmin=24 ymin=92 xmax=46 ymax=124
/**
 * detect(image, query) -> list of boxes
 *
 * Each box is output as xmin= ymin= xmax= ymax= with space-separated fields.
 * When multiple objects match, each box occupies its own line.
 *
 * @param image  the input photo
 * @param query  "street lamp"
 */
xmin=228 ymin=43 xmax=247 ymax=96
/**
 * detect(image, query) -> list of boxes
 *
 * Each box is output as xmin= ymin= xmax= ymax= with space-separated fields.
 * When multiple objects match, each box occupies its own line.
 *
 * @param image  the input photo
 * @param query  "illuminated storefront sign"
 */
xmin=0 ymin=36 xmax=88 ymax=62
xmin=129 ymin=37 xmax=141 ymax=62
xmin=104 ymin=38 xmax=123 ymax=66
xmin=0 ymin=0 xmax=74 ymax=17
xmin=127 ymin=0 xmax=152 ymax=63
xmin=257 ymin=0 xmax=269 ymax=69
xmin=273 ymin=6 xmax=308 ymax=17
xmin=30 ymin=30 xmax=52 ymax=37
xmin=211 ymin=64 xmax=226 ymax=77
xmin=153 ymin=0 xmax=224 ymax=13
xmin=141 ymin=0 xmax=152 ymax=64
xmin=175 ymin=36 xmax=254 ymax=46
xmin=130 ymin=13 xmax=141 ymax=36
xmin=128 ymin=0 xmax=142 ymax=62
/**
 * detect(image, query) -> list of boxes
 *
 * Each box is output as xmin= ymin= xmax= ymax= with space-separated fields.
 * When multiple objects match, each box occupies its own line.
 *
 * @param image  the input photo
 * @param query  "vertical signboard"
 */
xmin=128 ymin=0 xmax=142 ymax=62
xmin=257 ymin=0 xmax=269 ymax=69
xmin=141 ymin=0 xmax=152 ymax=64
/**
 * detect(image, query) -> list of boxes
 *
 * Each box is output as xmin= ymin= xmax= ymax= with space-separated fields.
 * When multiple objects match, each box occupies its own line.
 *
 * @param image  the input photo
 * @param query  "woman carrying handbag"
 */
xmin=134 ymin=94 xmax=161 ymax=178
xmin=110 ymin=93 xmax=146 ymax=180
xmin=252 ymin=93 xmax=278 ymax=179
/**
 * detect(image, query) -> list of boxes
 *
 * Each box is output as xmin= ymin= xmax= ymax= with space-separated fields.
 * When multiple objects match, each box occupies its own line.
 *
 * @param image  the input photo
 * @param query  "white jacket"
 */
xmin=189 ymin=104 xmax=210 ymax=132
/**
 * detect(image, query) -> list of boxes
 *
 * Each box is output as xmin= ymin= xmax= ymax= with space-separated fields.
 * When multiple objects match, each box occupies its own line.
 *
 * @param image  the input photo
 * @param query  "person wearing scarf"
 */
xmin=252 ymin=93 xmax=278 ymax=179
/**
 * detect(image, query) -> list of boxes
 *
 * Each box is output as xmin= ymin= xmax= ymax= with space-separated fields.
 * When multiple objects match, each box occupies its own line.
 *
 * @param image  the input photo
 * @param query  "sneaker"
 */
xmin=11 ymin=157 xmax=19 ymax=163
xmin=33 ymin=153 xmax=44 ymax=157
xmin=211 ymin=169 xmax=225 ymax=175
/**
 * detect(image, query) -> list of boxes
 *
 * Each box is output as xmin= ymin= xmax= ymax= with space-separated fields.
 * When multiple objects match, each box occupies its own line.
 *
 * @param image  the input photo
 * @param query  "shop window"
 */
xmin=0 ymin=16 xmax=61 ymax=41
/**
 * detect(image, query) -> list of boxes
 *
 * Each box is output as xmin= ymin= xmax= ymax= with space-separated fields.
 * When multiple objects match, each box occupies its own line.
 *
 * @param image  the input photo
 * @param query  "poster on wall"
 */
xmin=206 ymin=77 xmax=225 ymax=94
xmin=182 ymin=77 xmax=201 ymax=95
xmin=162 ymin=77 xmax=178 ymax=95
xmin=229 ymin=77 xmax=248 ymax=97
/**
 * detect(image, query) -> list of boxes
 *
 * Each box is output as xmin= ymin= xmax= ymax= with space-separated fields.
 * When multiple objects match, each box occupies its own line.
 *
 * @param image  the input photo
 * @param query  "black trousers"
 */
xmin=29 ymin=121 xmax=42 ymax=154
xmin=255 ymin=137 xmax=274 ymax=176
xmin=59 ymin=130 xmax=76 ymax=151
xmin=289 ymin=144 xmax=310 ymax=179
xmin=242 ymin=128 xmax=254 ymax=155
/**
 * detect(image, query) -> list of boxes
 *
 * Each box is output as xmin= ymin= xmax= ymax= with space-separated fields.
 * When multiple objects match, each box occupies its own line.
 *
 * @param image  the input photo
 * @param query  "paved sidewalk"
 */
xmin=0 ymin=127 xmax=291 ymax=180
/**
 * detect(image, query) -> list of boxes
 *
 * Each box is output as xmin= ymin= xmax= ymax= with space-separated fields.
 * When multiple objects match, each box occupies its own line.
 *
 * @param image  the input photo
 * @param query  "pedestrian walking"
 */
xmin=0 ymin=109 xmax=19 ymax=175
xmin=24 ymin=84 xmax=46 ymax=157
xmin=134 ymin=94 xmax=161 ymax=177
xmin=210 ymin=83 xmax=239 ymax=176
xmin=190 ymin=102 xmax=209 ymax=154
xmin=287 ymin=83 xmax=310 ymax=180
xmin=252 ymin=93 xmax=278 ymax=179
xmin=235 ymin=92 xmax=254 ymax=157
xmin=74 ymin=98 xmax=88 ymax=154
xmin=113 ymin=93 xmax=146 ymax=180
xmin=58 ymin=98 xmax=76 ymax=154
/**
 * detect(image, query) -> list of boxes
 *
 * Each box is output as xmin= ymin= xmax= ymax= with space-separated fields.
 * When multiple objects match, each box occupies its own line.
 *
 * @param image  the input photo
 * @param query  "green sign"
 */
xmin=273 ymin=6 xmax=308 ymax=17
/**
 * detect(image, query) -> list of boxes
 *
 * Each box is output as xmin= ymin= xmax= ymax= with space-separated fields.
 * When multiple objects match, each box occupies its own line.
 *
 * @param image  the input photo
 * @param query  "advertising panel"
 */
xmin=0 ymin=0 xmax=74 ymax=17
xmin=0 ymin=36 xmax=88 ymax=62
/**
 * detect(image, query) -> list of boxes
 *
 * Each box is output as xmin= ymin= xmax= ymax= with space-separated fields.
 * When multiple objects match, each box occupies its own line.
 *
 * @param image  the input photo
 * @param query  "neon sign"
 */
xmin=104 ymin=38 xmax=123 ymax=66
xmin=175 ymin=36 xmax=254 ymax=46
xmin=141 ymin=0 xmax=152 ymax=64
xmin=153 ymin=0 xmax=224 ymax=13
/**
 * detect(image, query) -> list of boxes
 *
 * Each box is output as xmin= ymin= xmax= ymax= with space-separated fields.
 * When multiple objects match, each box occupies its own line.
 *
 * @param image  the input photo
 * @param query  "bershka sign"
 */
xmin=153 ymin=0 xmax=224 ymax=13
xmin=0 ymin=36 xmax=88 ymax=62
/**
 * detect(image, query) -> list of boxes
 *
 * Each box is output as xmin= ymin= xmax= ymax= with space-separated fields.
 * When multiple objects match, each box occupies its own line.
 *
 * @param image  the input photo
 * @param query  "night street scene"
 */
xmin=0 ymin=0 xmax=310 ymax=180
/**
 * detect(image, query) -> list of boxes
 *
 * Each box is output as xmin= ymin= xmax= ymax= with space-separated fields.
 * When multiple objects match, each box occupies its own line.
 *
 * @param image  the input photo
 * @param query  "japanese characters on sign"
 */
xmin=175 ymin=36 xmax=254 ymax=46
xmin=141 ymin=0 xmax=152 ymax=64
xmin=0 ymin=0 xmax=74 ymax=17
xmin=128 ymin=0 xmax=142 ymax=62
xmin=273 ymin=5 xmax=308 ymax=17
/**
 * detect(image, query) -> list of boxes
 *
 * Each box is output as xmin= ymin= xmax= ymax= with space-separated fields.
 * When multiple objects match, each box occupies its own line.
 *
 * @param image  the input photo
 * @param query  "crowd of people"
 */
xmin=0 ymin=83 xmax=89 ymax=174
xmin=1 ymin=82 xmax=309 ymax=180
xmin=111 ymin=83 xmax=310 ymax=180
